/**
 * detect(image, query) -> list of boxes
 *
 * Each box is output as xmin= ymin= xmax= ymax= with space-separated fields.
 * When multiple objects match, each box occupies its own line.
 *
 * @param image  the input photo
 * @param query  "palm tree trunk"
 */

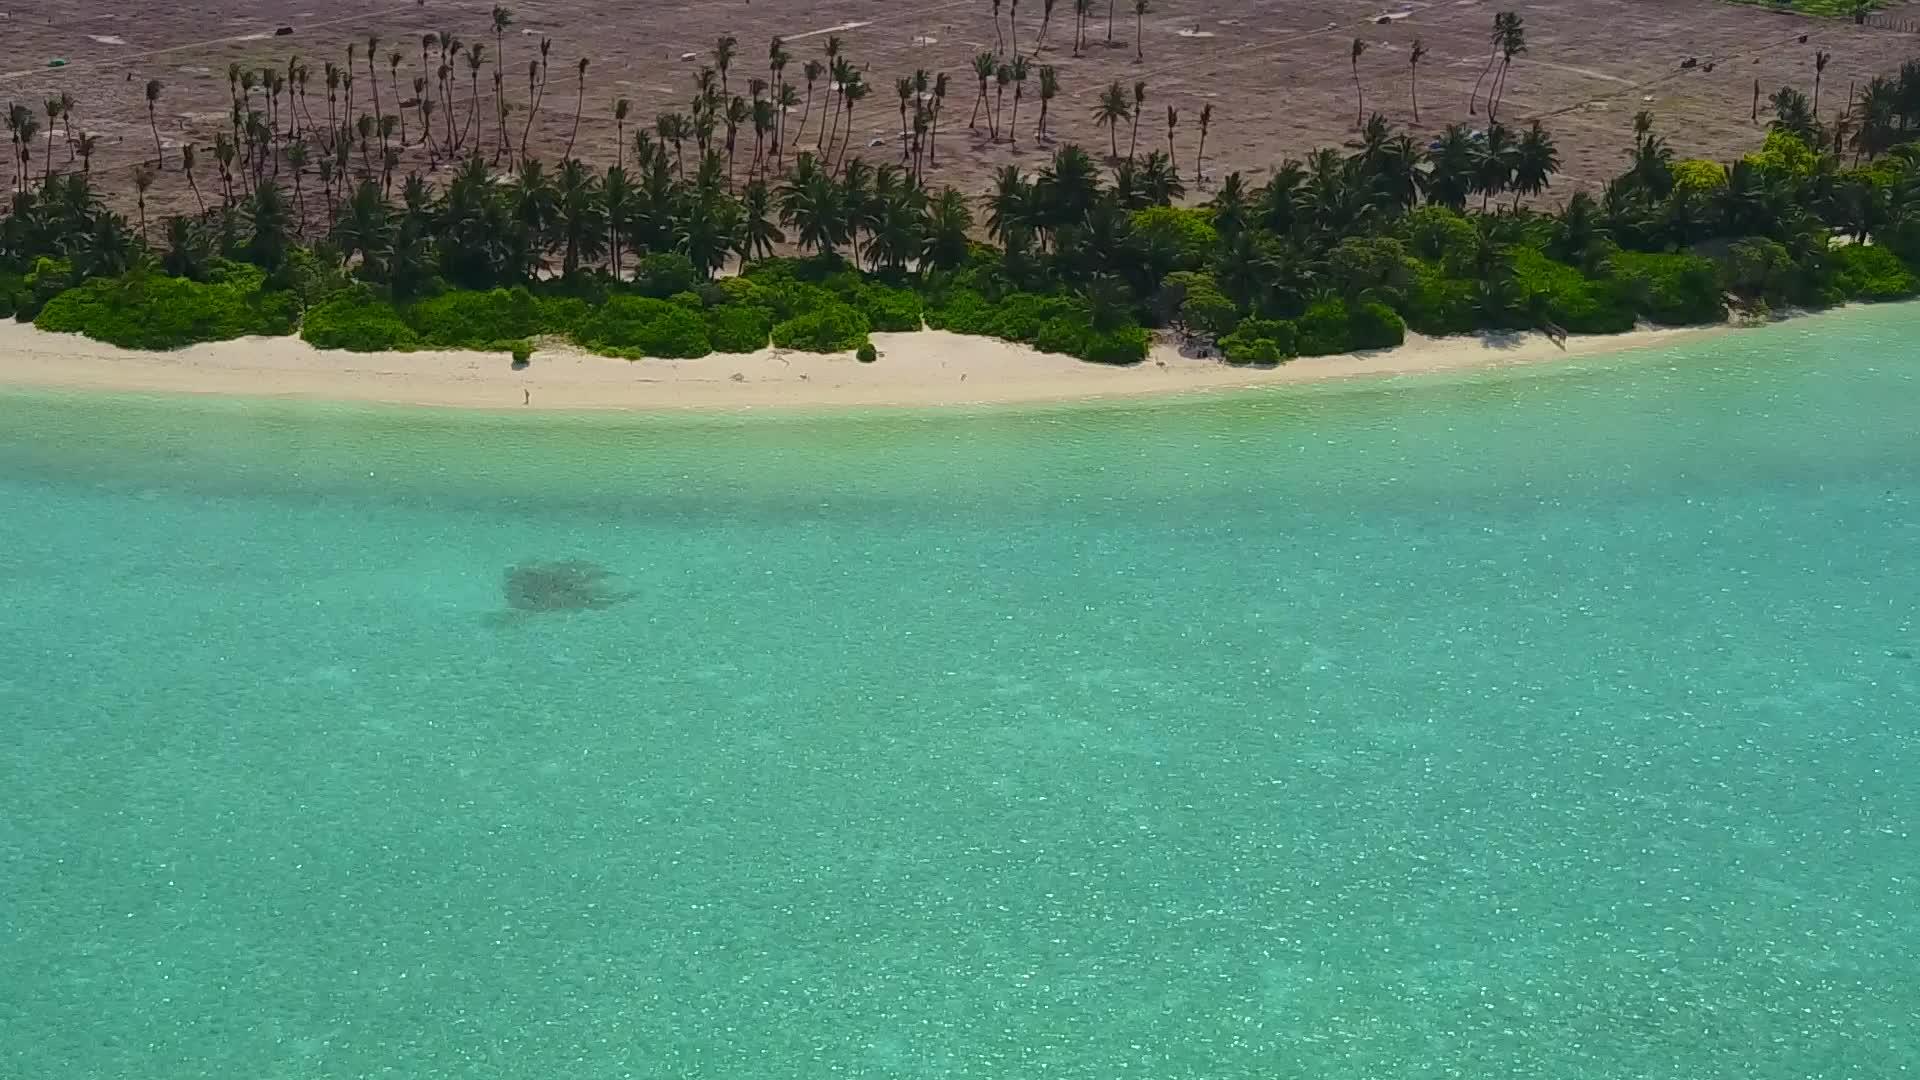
xmin=1127 ymin=112 xmax=1139 ymax=162
xmin=1353 ymin=63 xmax=1364 ymax=128
xmin=1106 ymin=0 xmax=1115 ymax=43
xmin=1470 ymin=46 xmax=1497 ymax=115
xmin=1411 ymin=69 xmax=1420 ymax=124
xmin=563 ymin=74 xmax=584 ymax=159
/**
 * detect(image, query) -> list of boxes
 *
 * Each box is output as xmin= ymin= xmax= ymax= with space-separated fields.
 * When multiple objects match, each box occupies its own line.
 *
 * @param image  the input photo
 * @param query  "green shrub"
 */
xmin=1403 ymin=207 xmax=1479 ymax=274
xmin=1129 ymin=206 xmax=1218 ymax=269
xmin=1512 ymin=247 xmax=1636 ymax=334
xmin=706 ymin=304 xmax=773 ymax=352
xmin=406 ymin=287 xmax=546 ymax=349
xmin=1170 ymin=272 xmax=1240 ymax=339
xmin=987 ymin=292 xmax=1080 ymax=342
xmin=571 ymin=295 xmax=712 ymax=358
xmin=771 ymin=304 xmax=871 ymax=352
xmin=1218 ymin=317 xmax=1298 ymax=364
xmin=1348 ymin=301 xmax=1407 ymax=350
xmin=510 ymin=342 xmax=532 ymax=366
xmin=1402 ymin=263 xmax=1479 ymax=335
xmin=922 ymin=288 xmax=999 ymax=335
xmin=16 ymin=257 xmax=73 ymax=321
xmin=35 ymin=270 xmax=296 ymax=350
xmin=855 ymin=284 xmax=923 ymax=331
xmin=1607 ymin=251 xmax=1727 ymax=325
xmin=856 ymin=342 xmax=878 ymax=363
xmin=631 ymin=252 xmax=700 ymax=298
xmin=1671 ymin=159 xmax=1729 ymax=194
xmin=1295 ymin=300 xmax=1355 ymax=356
xmin=1032 ymin=312 xmax=1150 ymax=364
xmin=668 ymin=290 xmax=705 ymax=309
xmin=301 ymin=294 xmax=419 ymax=351
xmin=1830 ymin=243 xmax=1920 ymax=301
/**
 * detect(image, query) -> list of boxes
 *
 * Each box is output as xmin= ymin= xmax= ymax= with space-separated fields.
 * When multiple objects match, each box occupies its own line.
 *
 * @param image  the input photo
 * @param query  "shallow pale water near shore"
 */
xmin=3 ymin=307 xmax=1917 ymax=1078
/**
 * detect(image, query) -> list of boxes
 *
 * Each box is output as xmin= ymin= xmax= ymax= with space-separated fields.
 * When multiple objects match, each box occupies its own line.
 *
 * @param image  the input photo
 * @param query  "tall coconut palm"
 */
xmin=1814 ymin=49 xmax=1832 ymax=115
xmin=146 ymin=79 xmax=166 ymax=168
xmin=1010 ymin=0 xmax=1022 ymax=56
xmin=365 ymin=35 xmax=385 ymax=157
xmin=714 ymin=34 xmax=738 ymax=96
xmin=1128 ymin=80 xmax=1145 ymax=162
xmin=58 ymin=90 xmax=76 ymax=162
xmin=1488 ymin=17 xmax=1526 ymax=120
xmin=1134 ymin=0 xmax=1149 ymax=61
xmin=387 ymin=52 xmax=407 ymax=146
xmin=563 ymin=57 xmax=589 ymax=159
xmin=1470 ymin=12 xmax=1517 ymax=116
xmin=1036 ymin=65 xmax=1059 ymax=140
xmin=182 ymin=142 xmax=206 ymax=213
xmin=1074 ymin=0 xmax=1091 ymax=56
xmin=775 ymin=83 xmax=801 ymax=169
xmin=1009 ymin=57 xmax=1031 ymax=145
xmin=459 ymin=45 xmax=488 ymax=149
xmin=1409 ymin=38 xmax=1428 ymax=124
xmin=1164 ymin=104 xmax=1178 ymax=175
xmin=969 ymin=52 xmax=997 ymax=134
xmin=1093 ymin=80 xmax=1130 ymax=160
xmin=1473 ymin=121 xmax=1517 ymax=209
xmin=799 ymin=60 xmax=824 ymax=146
xmin=284 ymin=139 xmax=307 ymax=224
xmin=991 ymin=0 xmax=1005 ymax=54
xmin=519 ymin=37 xmax=551 ymax=165
xmin=132 ymin=163 xmax=156 ymax=241
xmin=1350 ymin=39 xmax=1367 ymax=129
xmin=613 ymin=97 xmax=631 ymax=163
xmin=896 ymin=77 xmax=915 ymax=161
xmin=76 ymin=132 xmax=98 ymax=178
xmin=1195 ymin=101 xmax=1211 ymax=181
xmin=835 ymin=77 xmax=869 ymax=171
xmin=930 ymin=72 xmax=950 ymax=166
xmin=41 ymin=97 xmax=60 ymax=183
xmin=1034 ymin=0 xmax=1059 ymax=57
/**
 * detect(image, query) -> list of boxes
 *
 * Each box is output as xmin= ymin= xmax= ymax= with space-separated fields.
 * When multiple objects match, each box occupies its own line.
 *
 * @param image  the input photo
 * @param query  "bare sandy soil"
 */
xmin=0 ymin=318 xmax=1726 ymax=411
xmin=0 ymin=0 xmax=1915 ymax=227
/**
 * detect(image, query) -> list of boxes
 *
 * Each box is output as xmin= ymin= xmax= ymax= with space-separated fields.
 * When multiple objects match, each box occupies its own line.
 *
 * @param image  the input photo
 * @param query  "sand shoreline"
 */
xmin=0 ymin=318 xmax=1730 ymax=412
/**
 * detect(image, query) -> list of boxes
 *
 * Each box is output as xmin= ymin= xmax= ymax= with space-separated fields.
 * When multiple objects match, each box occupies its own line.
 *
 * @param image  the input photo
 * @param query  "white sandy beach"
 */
xmin=0 ymin=320 xmax=1727 ymax=411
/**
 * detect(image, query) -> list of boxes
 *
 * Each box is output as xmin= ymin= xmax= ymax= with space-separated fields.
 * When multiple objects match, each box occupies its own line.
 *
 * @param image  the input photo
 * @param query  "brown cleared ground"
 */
xmin=2 ymin=0 xmax=1917 ymax=224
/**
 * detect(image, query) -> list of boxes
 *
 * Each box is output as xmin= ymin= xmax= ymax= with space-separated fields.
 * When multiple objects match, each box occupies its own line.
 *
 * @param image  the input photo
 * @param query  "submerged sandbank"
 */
xmin=0 ymin=319 xmax=1728 ymax=411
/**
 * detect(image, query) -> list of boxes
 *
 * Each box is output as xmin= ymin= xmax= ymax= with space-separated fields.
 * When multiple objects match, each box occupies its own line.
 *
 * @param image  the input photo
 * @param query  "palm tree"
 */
xmin=715 ymin=34 xmax=738 ymax=96
xmin=777 ymin=153 xmax=848 ymax=253
xmin=564 ymin=57 xmax=590 ymax=159
xmin=1409 ymin=38 xmax=1428 ymax=124
xmin=58 ymin=90 xmax=76 ymax=163
xmin=1073 ymin=0 xmax=1091 ymax=56
xmin=836 ymin=77 xmax=869 ymax=171
xmin=554 ymin=157 xmax=607 ymax=277
xmin=657 ymin=111 xmax=691 ymax=176
xmin=737 ymin=178 xmax=785 ymax=263
xmin=1034 ymin=0 xmax=1059 ymax=57
xmin=1511 ymin=121 xmax=1558 ymax=208
xmin=1470 ymin=12 xmax=1517 ymax=116
xmin=146 ymin=79 xmax=165 ymax=168
xmin=1036 ymin=66 xmax=1059 ymax=140
xmin=799 ymin=60 xmax=824 ymax=147
xmin=930 ymin=73 xmax=950 ymax=166
xmin=1164 ymin=104 xmax=1178 ymax=175
xmin=1195 ymin=102 xmax=1211 ymax=181
xmin=182 ymin=143 xmax=206 ymax=213
xmin=923 ymin=185 xmax=973 ymax=269
xmin=77 ymin=132 xmax=98 ymax=178
xmin=459 ymin=45 xmax=488 ymax=149
xmin=1350 ymin=39 xmax=1367 ymax=129
xmin=994 ymin=64 xmax=1012 ymax=142
xmin=969 ymin=52 xmax=997 ymax=135
xmin=1133 ymin=0 xmax=1149 ymax=61
xmin=1010 ymin=0 xmax=1022 ymax=56
xmin=1009 ymin=57 xmax=1031 ymax=145
xmin=132 ymin=163 xmax=156 ymax=241
xmin=1488 ymin=18 xmax=1527 ymax=120
xmin=1093 ymin=80 xmax=1130 ymax=160
xmin=285 ymin=140 xmax=308 ymax=225
xmin=896 ymin=76 xmax=915 ymax=161
xmin=1473 ymin=121 xmax=1517 ymax=209
xmin=41 ymin=97 xmax=60 ymax=183
xmin=365 ymin=34 xmax=384 ymax=159
xmin=520 ymin=37 xmax=552 ymax=165
xmin=388 ymin=51 xmax=407 ymax=146
xmin=1811 ymin=48 xmax=1834 ymax=118
xmin=1128 ymin=80 xmax=1146 ymax=162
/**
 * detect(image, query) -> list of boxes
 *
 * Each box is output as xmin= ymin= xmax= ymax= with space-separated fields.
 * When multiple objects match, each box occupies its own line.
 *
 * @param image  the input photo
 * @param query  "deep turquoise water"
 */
xmin=3 ymin=309 xmax=1917 ymax=1078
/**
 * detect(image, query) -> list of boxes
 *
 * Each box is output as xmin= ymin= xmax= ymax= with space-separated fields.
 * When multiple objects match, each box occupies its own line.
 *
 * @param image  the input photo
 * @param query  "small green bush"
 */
xmin=855 ymin=284 xmax=923 ymax=331
xmin=1348 ymin=301 xmax=1407 ymax=350
xmin=1607 ymin=251 xmax=1727 ymax=325
xmin=1513 ymin=247 xmax=1636 ymax=335
xmin=1402 ymin=263 xmax=1480 ymax=336
xmin=1218 ymin=317 xmax=1298 ymax=364
xmin=631 ymin=252 xmax=701 ymax=298
xmin=988 ymin=292 xmax=1081 ymax=343
xmin=35 ymin=270 xmax=296 ymax=350
xmin=510 ymin=342 xmax=532 ymax=366
xmin=1830 ymin=243 xmax=1920 ymax=301
xmin=1403 ymin=207 xmax=1479 ymax=274
xmin=572 ymin=295 xmax=712 ymax=358
xmin=771 ymin=304 xmax=871 ymax=352
xmin=407 ymin=287 xmax=545 ymax=349
xmin=856 ymin=342 xmax=878 ymax=363
xmin=301 ymin=294 xmax=419 ymax=351
xmin=1295 ymin=300 xmax=1356 ymax=356
xmin=706 ymin=304 xmax=773 ymax=352
xmin=1032 ymin=312 xmax=1150 ymax=364
xmin=922 ymin=288 xmax=999 ymax=335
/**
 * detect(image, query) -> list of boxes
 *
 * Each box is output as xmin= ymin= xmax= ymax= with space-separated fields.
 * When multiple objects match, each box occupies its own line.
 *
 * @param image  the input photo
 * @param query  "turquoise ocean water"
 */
xmin=3 ymin=308 xmax=1917 ymax=1078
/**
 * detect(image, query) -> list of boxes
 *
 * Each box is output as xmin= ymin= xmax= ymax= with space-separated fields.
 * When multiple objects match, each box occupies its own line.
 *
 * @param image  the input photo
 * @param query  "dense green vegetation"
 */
xmin=7 ymin=12 xmax=1920 ymax=373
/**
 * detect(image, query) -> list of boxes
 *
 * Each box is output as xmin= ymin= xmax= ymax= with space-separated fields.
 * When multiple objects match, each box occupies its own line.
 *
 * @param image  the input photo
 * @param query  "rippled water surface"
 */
xmin=3 ymin=309 xmax=1917 ymax=1078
